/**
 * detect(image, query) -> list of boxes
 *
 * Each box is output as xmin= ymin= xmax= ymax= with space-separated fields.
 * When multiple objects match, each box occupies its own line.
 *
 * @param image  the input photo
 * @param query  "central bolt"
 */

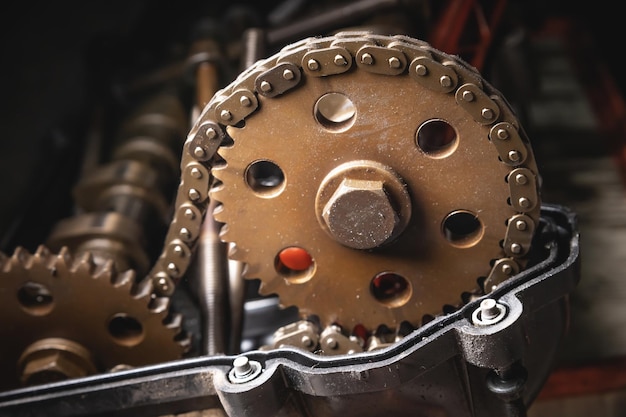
xmin=322 ymin=178 xmax=398 ymax=250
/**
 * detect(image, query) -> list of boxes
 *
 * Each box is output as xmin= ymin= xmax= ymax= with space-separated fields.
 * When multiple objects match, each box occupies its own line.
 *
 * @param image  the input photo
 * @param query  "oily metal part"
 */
xmin=0 ymin=245 xmax=190 ymax=391
xmin=152 ymin=32 xmax=540 ymax=331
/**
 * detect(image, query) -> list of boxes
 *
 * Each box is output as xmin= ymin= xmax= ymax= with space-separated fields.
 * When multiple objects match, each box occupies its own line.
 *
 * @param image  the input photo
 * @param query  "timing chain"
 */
xmin=146 ymin=31 xmax=540 ymax=316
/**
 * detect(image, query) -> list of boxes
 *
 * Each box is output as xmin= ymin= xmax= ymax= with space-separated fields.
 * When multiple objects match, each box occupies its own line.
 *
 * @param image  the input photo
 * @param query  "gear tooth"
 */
xmin=218 ymin=223 xmax=232 ymax=241
xmin=34 ymin=245 xmax=50 ymax=259
xmin=12 ymin=246 xmax=34 ymax=269
xmin=132 ymin=277 xmax=153 ymax=300
xmin=75 ymin=251 xmax=96 ymax=274
xmin=165 ymin=312 xmax=183 ymax=330
xmin=53 ymin=247 xmax=73 ymax=276
xmin=148 ymin=296 xmax=170 ymax=315
xmin=112 ymin=269 xmax=134 ymax=289
xmin=176 ymin=333 xmax=193 ymax=353
xmin=95 ymin=258 xmax=117 ymax=282
xmin=227 ymin=243 xmax=245 ymax=260
xmin=257 ymin=279 xmax=280 ymax=296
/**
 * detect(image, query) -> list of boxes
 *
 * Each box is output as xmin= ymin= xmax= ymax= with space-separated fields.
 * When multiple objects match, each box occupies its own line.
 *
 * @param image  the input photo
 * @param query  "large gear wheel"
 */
xmin=175 ymin=32 xmax=541 ymax=334
xmin=0 ymin=245 xmax=190 ymax=391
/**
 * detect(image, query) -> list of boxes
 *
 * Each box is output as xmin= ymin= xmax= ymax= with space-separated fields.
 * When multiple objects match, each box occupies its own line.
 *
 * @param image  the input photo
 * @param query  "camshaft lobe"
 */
xmin=152 ymin=32 xmax=540 ymax=337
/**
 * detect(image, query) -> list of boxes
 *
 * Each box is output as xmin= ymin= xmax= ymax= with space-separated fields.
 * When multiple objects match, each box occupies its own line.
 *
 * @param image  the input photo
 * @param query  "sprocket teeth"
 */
xmin=218 ymin=223 xmax=232 ymax=242
xmin=112 ymin=269 xmax=135 ymax=289
xmin=74 ymin=251 xmax=97 ymax=275
xmin=226 ymin=242 xmax=246 ymax=261
xmin=212 ymin=203 xmax=227 ymax=224
xmin=94 ymin=258 xmax=117 ymax=282
xmin=257 ymin=279 xmax=281 ymax=297
xmin=165 ymin=312 xmax=183 ymax=330
xmin=34 ymin=244 xmax=50 ymax=260
xmin=11 ymin=246 xmax=32 ymax=269
xmin=132 ymin=276 xmax=153 ymax=300
xmin=148 ymin=296 xmax=170 ymax=316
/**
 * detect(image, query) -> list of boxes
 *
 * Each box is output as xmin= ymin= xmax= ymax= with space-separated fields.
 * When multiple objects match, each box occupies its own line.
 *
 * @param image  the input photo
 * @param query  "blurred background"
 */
xmin=1 ymin=0 xmax=625 ymax=415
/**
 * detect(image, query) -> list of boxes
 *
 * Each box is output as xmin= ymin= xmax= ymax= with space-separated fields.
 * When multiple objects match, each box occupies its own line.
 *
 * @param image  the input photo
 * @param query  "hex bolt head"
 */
xmin=322 ymin=178 xmax=398 ymax=250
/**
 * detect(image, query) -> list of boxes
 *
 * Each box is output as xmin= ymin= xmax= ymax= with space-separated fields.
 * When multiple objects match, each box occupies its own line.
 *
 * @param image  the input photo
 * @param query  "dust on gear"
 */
xmin=155 ymin=31 xmax=541 ymax=335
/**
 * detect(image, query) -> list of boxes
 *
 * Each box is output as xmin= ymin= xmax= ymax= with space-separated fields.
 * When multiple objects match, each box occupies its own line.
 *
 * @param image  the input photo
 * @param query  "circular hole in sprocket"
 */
xmin=442 ymin=210 xmax=484 ymax=248
xmin=108 ymin=314 xmax=145 ymax=347
xmin=416 ymin=119 xmax=458 ymax=158
xmin=275 ymin=247 xmax=316 ymax=284
xmin=17 ymin=281 xmax=54 ymax=316
xmin=314 ymin=92 xmax=357 ymax=131
xmin=370 ymin=271 xmax=412 ymax=308
xmin=245 ymin=159 xmax=285 ymax=198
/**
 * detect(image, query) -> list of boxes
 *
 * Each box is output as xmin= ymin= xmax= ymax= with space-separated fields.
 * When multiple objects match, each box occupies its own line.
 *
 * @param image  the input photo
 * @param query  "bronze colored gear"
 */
xmin=0 ymin=245 xmax=190 ymax=390
xmin=199 ymin=33 xmax=541 ymax=332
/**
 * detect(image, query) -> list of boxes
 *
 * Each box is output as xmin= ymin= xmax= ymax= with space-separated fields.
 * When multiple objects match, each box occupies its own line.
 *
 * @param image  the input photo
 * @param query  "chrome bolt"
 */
xmin=472 ymin=298 xmax=507 ymax=326
xmin=228 ymin=356 xmax=262 ymax=384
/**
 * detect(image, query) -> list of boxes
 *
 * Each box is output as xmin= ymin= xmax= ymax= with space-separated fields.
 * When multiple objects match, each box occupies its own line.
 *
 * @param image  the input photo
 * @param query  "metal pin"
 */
xmin=518 ymin=197 xmax=530 ymax=208
xmin=307 ymin=59 xmax=320 ymax=71
xmin=510 ymin=243 xmax=522 ymax=254
xmin=190 ymin=167 xmax=202 ymax=179
xmin=496 ymin=128 xmax=509 ymax=140
xmin=501 ymin=263 xmax=513 ymax=275
xmin=184 ymin=208 xmax=195 ymax=220
xmin=360 ymin=53 xmax=373 ymax=65
xmin=282 ymin=69 xmax=295 ymax=80
xmin=193 ymin=147 xmax=205 ymax=158
xmin=240 ymin=95 xmax=252 ymax=107
xmin=334 ymin=54 xmax=348 ymax=66
xmin=415 ymin=64 xmax=427 ymax=76
xmin=440 ymin=75 xmax=452 ymax=88
xmin=508 ymin=150 xmax=521 ymax=162
xmin=260 ymin=81 xmax=272 ymax=92
xmin=515 ymin=173 xmax=527 ymax=185
xmin=515 ymin=220 xmax=527 ymax=231
xmin=188 ymin=188 xmax=201 ymax=201
xmin=481 ymin=108 xmax=494 ymax=120
xmin=205 ymin=127 xmax=217 ymax=140
xmin=462 ymin=90 xmax=474 ymax=101
xmin=180 ymin=227 xmax=192 ymax=240
xmin=388 ymin=56 xmax=401 ymax=69
xmin=220 ymin=110 xmax=232 ymax=121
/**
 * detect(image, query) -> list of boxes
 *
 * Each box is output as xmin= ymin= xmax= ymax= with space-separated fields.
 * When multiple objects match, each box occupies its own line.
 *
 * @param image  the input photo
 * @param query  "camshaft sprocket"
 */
xmin=163 ymin=31 xmax=541 ymax=334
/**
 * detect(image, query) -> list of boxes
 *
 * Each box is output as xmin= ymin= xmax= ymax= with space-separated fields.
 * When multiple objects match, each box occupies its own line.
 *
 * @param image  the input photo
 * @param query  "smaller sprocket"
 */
xmin=0 ymin=245 xmax=191 ymax=391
